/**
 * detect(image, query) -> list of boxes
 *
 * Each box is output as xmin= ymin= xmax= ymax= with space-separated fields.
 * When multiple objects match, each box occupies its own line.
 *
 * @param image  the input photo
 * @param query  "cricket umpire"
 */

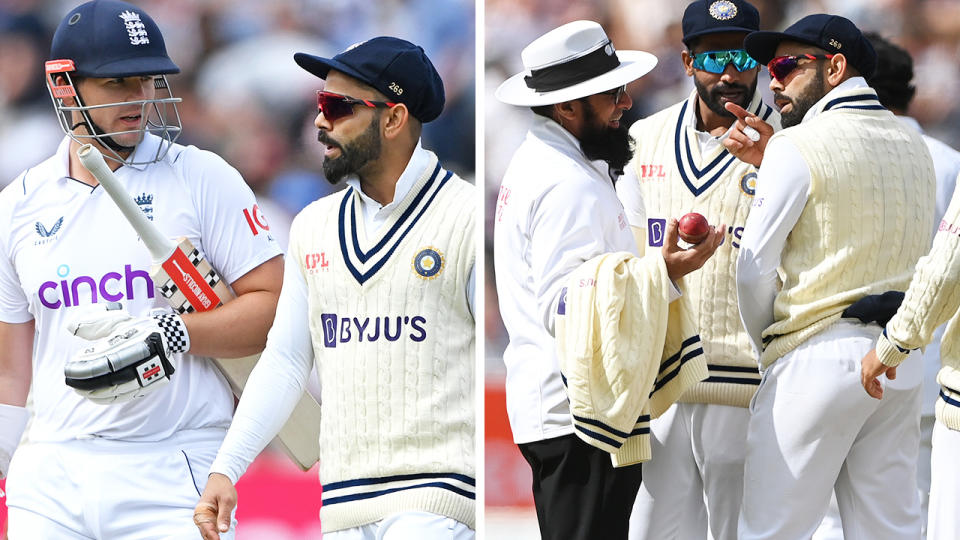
xmin=732 ymin=14 xmax=936 ymax=539
xmin=493 ymin=20 xmax=722 ymax=540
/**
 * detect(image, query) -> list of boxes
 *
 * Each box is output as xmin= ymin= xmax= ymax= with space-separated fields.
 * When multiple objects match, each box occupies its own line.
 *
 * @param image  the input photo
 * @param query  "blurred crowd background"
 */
xmin=0 ymin=0 xmax=474 ymax=538
xmin=0 ymin=0 xmax=476 ymax=249
xmin=483 ymin=0 xmax=960 ymax=523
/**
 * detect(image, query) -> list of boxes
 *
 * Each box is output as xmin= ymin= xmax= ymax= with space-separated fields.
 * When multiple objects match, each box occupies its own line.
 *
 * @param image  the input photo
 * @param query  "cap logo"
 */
xmin=388 ymin=82 xmax=404 ymax=95
xmin=829 ymin=38 xmax=842 ymax=49
xmin=709 ymin=0 xmax=738 ymax=21
xmin=119 ymin=10 xmax=150 ymax=46
xmin=68 ymin=13 xmax=81 ymax=25
xmin=605 ymin=43 xmax=615 ymax=56
xmin=344 ymin=39 xmax=368 ymax=53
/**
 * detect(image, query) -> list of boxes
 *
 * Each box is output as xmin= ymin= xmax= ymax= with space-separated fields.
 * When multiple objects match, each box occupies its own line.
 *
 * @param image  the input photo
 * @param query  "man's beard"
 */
xmin=318 ymin=115 xmax=382 ymax=184
xmin=694 ymin=76 xmax=758 ymax=119
xmin=578 ymin=100 xmax=633 ymax=172
xmin=778 ymin=67 xmax=826 ymax=128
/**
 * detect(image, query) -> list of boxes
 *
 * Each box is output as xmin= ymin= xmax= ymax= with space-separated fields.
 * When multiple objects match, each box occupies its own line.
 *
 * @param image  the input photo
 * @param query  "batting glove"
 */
xmin=64 ymin=303 xmax=190 ymax=404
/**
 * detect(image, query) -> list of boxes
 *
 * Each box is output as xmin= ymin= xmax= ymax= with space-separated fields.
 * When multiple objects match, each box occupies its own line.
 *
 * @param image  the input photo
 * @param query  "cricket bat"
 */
xmin=77 ymin=144 xmax=320 ymax=470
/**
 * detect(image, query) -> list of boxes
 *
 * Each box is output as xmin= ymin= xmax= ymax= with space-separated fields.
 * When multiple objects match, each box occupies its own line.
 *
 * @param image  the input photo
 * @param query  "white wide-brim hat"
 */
xmin=496 ymin=20 xmax=658 ymax=107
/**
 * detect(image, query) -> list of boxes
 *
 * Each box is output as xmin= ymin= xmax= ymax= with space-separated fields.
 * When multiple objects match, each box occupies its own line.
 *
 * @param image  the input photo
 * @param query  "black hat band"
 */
xmin=524 ymin=42 xmax=620 ymax=93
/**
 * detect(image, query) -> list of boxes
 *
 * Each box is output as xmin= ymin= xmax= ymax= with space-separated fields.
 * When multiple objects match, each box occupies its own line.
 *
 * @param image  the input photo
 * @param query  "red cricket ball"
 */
xmin=678 ymin=212 xmax=710 ymax=244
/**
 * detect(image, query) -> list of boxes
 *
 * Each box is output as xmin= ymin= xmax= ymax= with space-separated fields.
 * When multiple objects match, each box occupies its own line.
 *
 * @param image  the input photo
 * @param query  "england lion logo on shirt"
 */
xmin=412 ymin=247 xmax=444 ymax=279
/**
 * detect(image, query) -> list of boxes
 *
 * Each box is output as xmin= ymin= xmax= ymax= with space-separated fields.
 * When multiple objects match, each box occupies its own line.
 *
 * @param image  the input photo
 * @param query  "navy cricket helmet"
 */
xmin=45 ymin=0 xmax=183 ymax=165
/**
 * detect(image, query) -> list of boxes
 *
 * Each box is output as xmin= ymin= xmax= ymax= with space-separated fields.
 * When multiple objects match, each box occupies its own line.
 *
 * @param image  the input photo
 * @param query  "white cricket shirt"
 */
xmin=493 ymin=116 xmax=638 ymax=444
xmin=0 ymin=134 xmax=282 ymax=442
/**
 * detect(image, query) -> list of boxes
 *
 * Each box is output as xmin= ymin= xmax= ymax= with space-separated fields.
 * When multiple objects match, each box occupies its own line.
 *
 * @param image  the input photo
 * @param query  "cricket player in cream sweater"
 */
xmin=731 ymin=14 xmax=936 ymax=540
xmin=862 ymin=173 xmax=960 ymax=540
xmin=616 ymin=2 xmax=779 ymax=538
xmin=193 ymin=38 xmax=476 ymax=539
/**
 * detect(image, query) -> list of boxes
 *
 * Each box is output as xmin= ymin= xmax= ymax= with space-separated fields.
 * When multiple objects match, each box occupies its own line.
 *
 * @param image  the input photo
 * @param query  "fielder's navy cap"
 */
xmin=682 ymin=0 xmax=760 ymax=46
xmin=745 ymin=14 xmax=877 ymax=78
xmin=294 ymin=37 xmax=445 ymax=123
xmin=50 ymin=0 xmax=179 ymax=77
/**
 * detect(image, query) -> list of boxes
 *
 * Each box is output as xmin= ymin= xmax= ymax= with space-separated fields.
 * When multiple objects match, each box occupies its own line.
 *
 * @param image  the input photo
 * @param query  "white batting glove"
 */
xmin=65 ymin=304 xmax=190 ymax=404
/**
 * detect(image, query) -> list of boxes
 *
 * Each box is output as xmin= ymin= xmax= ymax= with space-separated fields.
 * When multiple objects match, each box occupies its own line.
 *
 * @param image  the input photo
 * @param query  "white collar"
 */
xmin=346 ymin=139 xmax=429 ymax=211
xmin=801 ymin=77 xmax=871 ymax=123
xmin=529 ymin=115 xmax=611 ymax=180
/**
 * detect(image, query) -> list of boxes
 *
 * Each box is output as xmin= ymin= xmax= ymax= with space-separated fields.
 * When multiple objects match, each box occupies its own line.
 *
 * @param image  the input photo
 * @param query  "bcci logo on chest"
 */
xmin=412 ymin=247 xmax=444 ymax=279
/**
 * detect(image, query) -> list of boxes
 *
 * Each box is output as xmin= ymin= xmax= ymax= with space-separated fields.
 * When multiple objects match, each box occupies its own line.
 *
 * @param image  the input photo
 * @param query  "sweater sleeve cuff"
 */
xmin=876 ymin=330 xmax=911 ymax=367
xmin=611 ymin=435 xmax=651 ymax=468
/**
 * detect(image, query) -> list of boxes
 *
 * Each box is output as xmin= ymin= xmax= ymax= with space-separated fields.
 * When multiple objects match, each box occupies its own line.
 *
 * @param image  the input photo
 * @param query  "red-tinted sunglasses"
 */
xmin=316 ymin=90 xmax=397 ymax=122
xmin=766 ymin=54 xmax=835 ymax=83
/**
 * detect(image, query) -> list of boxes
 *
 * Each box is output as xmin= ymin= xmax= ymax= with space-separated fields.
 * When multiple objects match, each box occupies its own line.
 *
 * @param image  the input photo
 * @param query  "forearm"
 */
xmin=209 ymin=344 xmax=310 ymax=483
xmin=181 ymin=256 xmax=283 ymax=358
xmin=0 ymin=320 xmax=34 ymax=407
xmin=879 ymin=207 xmax=960 ymax=366
xmin=0 ymin=320 xmax=34 ymax=477
xmin=181 ymin=289 xmax=279 ymax=358
xmin=210 ymin=251 xmax=315 ymax=482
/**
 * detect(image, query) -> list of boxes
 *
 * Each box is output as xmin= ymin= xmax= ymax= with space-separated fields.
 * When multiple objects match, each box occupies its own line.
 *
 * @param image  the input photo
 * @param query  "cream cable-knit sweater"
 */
xmin=289 ymin=152 xmax=476 ymax=531
xmin=877 ymin=171 xmax=960 ymax=430
xmin=556 ymin=252 xmax=707 ymax=467
xmin=759 ymin=88 xmax=935 ymax=367
xmin=625 ymin=89 xmax=778 ymax=405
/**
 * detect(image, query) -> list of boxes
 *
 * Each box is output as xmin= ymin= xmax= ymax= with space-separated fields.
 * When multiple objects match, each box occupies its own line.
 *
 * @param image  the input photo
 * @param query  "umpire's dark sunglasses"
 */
xmin=316 ymin=90 xmax=397 ymax=122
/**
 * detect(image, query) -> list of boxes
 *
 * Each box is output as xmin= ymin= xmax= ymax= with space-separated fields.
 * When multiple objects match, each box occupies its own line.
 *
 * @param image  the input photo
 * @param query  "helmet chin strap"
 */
xmin=71 ymin=87 xmax=136 ymax=154
xmin=70 ymin=119 xmax=136 ymax=153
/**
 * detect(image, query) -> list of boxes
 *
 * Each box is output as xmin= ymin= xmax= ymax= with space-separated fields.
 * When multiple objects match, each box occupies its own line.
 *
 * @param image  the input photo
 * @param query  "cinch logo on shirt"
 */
xmin=38 ymin=265 xmax=154 ymax=309
xmin=319 ymin=314 xmax=427 ymax=347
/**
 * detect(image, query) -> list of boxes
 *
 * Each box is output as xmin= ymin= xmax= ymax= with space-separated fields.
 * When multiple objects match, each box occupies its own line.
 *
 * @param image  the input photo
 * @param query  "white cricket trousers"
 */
xmin=6 ymin=427 xmax=234 ymax=540
xmin=928 ymin=420 xmax=960 ymax=540
xmin=628 ymin=402 xmax=749 ymax=540
xmin=324 ymin=511 xmax=474 ymax=540
xmin=739 ymin=321 xmax=922 ymax=540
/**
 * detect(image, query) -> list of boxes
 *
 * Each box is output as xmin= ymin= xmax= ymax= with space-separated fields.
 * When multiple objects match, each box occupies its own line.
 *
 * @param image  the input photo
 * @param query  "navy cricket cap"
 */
xmin=50 ymin=0 xmax=179 ymax=77
xmin=745 ymin=14 xmax=877 ymax=78
xmin=294 ymin=37 xmax=445 ymax=123
xmin=682 ymin=0 xmax=760 ymax=46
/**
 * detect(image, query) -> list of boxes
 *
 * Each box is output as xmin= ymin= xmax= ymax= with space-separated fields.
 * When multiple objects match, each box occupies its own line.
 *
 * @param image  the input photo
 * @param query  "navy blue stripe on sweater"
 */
xmin=339 ymin=169 xmax=453 ymax=285
xmin=349 ymin=162 xmax=442 ymax=263
xmin=322 ymin=482 xmax=475 ymax=505
xmin=572 ymin=414 xmax=632 ymax=439
xmin=939 ymin=389 xmax=960 ymax=408
xmin=823 ymin=93 xmax=883 ymax=112
xmin=324 ymin=470 xmax=475 ymax=491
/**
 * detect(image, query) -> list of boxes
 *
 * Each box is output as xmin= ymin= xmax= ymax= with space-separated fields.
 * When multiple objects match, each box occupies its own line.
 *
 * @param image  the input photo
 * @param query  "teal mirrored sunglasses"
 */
xmin=691 ymin=49 xmax=759 ymax=74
